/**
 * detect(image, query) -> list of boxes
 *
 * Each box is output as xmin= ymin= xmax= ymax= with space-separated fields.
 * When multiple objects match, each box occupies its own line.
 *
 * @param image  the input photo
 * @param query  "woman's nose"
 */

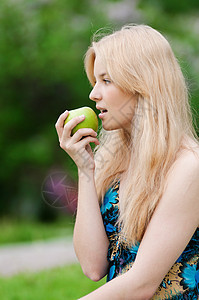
xmin=89 ymin=85 xmax=102 ymax=102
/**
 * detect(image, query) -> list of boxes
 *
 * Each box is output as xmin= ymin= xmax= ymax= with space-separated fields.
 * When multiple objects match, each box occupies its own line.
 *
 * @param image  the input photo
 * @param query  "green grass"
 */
xmin=0 ymin=264 xmax=106 ymax=300
xmin=0 ymin=216 xmax=75 ymax=245
xmin=0 ymin=218 xmax=106 ymax=299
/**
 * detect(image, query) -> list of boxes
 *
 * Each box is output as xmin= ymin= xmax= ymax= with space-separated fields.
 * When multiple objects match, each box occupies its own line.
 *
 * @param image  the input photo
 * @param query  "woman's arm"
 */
xmin=79 ymin=150 xmax=199 ymax=299
xmin=73 ymin=170 xmax=109 ymax=281
xmin=55 ymin=110 xmax=109 ymax=280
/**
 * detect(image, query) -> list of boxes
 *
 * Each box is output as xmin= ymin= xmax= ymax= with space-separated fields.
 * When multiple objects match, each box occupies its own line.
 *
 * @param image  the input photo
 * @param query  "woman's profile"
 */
xmin=55 ymin=24 xmax=199 ymax=299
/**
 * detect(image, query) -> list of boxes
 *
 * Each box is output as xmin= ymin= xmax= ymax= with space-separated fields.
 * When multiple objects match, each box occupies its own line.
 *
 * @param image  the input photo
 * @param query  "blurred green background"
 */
xmin=0 ymin=0 xmax=199 ymax=298
xmin=0 ymin=0 xmax=199 ymax=241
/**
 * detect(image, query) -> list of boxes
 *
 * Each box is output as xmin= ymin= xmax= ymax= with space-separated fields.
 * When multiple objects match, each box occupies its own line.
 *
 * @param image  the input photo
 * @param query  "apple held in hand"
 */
xmin=64 ymin=106 xmax=98 ymax=136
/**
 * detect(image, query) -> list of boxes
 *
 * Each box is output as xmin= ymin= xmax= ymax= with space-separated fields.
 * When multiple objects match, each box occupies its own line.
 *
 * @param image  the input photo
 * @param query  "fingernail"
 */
xmin=79 ymin=115 xmax=85 ymax=118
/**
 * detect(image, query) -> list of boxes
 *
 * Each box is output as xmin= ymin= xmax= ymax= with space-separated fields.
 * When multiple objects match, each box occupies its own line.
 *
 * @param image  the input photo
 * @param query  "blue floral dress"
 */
xmin=100 ymin=180 xmax=199 ymax=299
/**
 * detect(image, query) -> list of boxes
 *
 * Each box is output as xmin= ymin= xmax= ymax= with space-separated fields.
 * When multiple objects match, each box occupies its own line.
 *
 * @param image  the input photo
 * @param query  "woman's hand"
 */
xmin=55 ymin=110 xmax=100 ymax=174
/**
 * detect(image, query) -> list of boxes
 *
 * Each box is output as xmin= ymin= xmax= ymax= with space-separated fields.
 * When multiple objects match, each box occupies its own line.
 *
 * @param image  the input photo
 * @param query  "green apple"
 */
xmin=64 ymin=106 xmax=98 ymax=136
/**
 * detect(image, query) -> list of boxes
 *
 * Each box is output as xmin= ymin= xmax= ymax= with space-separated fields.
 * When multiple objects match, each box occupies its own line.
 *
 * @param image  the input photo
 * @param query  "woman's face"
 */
xmin=89 ymin=55 xmax=137 ymax=133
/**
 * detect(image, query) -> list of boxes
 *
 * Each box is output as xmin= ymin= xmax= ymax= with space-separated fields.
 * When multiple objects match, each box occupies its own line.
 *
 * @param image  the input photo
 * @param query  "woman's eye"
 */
xmin=103 ymin=79 xmax=111 ymax=84
xmin=93 ymin=79 xmax=111 ymax=86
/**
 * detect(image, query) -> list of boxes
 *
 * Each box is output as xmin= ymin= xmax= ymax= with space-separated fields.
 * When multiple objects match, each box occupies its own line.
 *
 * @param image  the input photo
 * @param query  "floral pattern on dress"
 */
xmin=100 ymin=180 xmax=199 ymax=299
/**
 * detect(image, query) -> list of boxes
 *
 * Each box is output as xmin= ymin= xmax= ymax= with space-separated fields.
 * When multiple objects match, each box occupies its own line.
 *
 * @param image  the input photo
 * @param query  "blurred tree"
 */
xmin=0 ymin=0 xmax=198 ymax=220
xmin=138 ymin=0 xmax=199 ymax=14
xmin=137 ymin=0 xmax=199 ymax=136
xmin=0 ymin=0 xmax=112 ymax=219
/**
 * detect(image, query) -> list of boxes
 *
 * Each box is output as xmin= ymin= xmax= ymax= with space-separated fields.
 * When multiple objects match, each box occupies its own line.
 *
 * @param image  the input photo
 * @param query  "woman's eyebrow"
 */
xmin=94 ymin=73 xmax=108 ymax=79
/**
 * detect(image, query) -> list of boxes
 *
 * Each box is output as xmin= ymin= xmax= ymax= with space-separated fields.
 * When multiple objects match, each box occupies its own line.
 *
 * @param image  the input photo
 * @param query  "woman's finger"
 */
xmin=77 ymin=135 xmax=100 ymax=149
xmin=62 ymin=114 xmax=85 ymax=140
xmin=71 ymin=128 xmax=97 ymax=143
xmin=55 ymin=110 xmax=69 ymax=140
xmin=86 ymin=144 xmax=94 ymax=157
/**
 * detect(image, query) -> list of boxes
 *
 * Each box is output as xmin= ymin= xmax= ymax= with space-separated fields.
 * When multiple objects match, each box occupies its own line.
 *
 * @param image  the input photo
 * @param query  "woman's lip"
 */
xmin=99 ymin=111 xmax=108 ymax=119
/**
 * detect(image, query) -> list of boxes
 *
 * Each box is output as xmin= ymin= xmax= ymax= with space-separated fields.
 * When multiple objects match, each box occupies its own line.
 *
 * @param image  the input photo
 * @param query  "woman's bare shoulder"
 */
xmin=177 ymin=136 xmax=199 ymax=161
xmin=167 ymin=137 xmax=199 ymax=180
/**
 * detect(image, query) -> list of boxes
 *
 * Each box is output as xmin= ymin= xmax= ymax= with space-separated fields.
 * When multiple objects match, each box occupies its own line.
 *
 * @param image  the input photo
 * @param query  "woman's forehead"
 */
xmin=93 ymin=56 xmax=109 ymax=78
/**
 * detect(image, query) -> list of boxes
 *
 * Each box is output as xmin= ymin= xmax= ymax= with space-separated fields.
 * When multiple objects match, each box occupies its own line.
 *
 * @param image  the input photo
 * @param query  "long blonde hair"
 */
xmin=84 ymin=24 xmax=199 ymax=245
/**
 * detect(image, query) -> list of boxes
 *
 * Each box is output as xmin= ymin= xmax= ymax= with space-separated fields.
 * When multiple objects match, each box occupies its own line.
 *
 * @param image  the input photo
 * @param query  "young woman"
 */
xmin=55 ymin=24 xmax=199 ymax=299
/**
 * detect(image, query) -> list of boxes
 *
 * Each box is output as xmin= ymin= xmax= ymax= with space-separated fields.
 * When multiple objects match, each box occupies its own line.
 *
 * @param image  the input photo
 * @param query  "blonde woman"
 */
xmin=55 ymin=24 xmax=199 ymax=299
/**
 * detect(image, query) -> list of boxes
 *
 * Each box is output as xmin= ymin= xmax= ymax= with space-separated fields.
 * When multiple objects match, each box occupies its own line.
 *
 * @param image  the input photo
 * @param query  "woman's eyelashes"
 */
xmin=103 ymin=79 xmax=111 ymax=84
xmin=93 ymin=79 xmax=111 ymax=86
